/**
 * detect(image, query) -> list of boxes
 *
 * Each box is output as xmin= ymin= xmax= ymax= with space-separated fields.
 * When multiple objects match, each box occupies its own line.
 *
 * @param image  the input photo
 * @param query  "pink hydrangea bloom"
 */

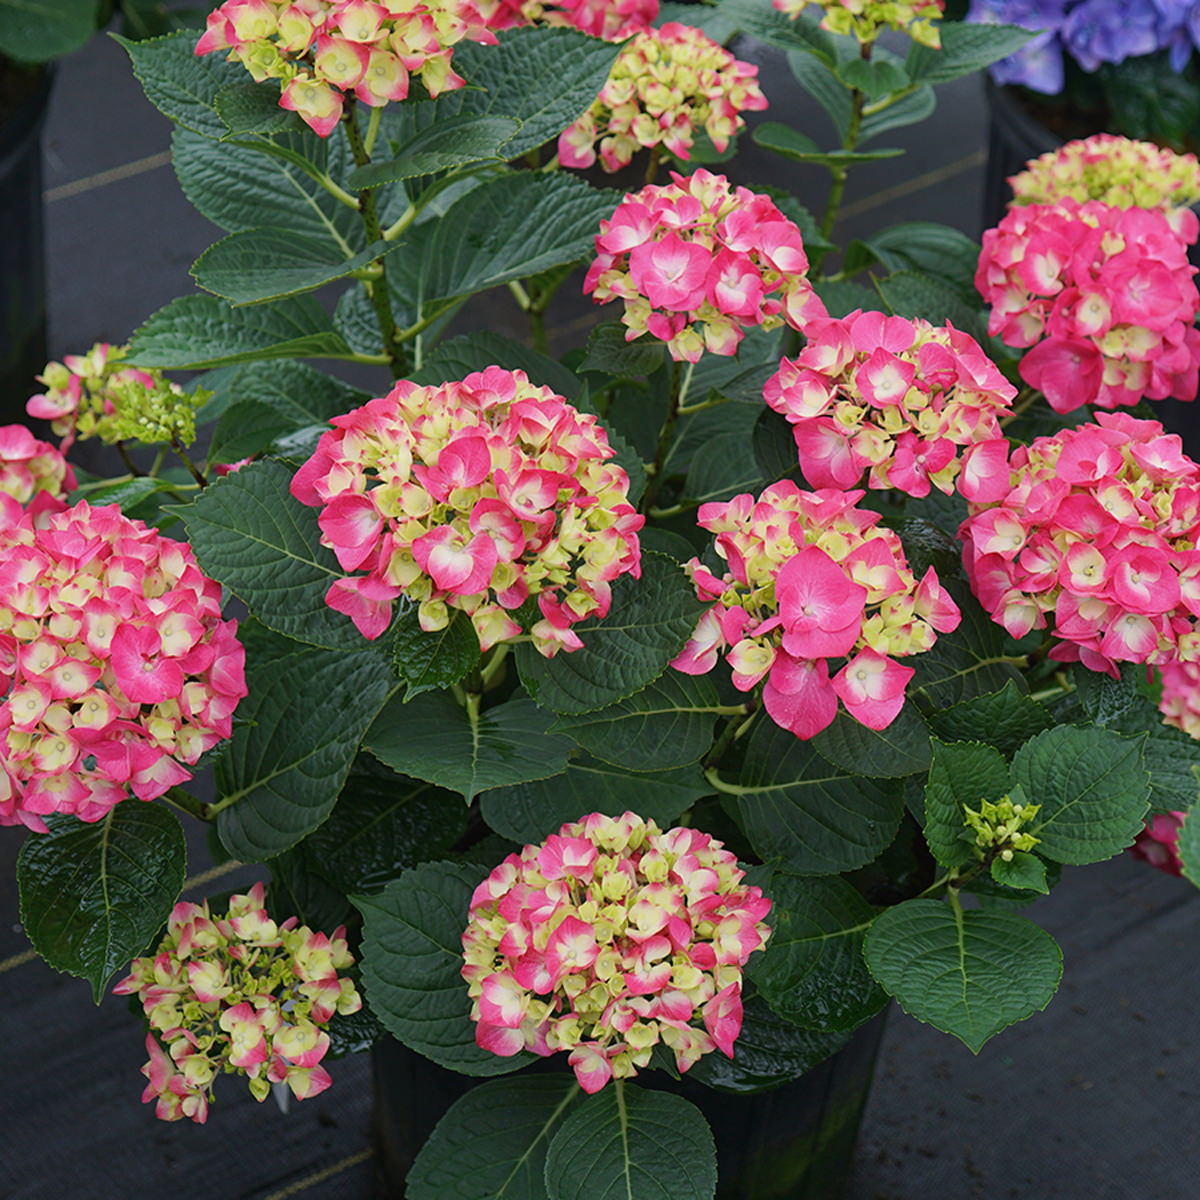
xmin=558 ymin=24 xmax=766 ymax=174
xmin=195 ymin=0 xmax=499 ymax=135
xmin=113 ymin=883 xmax=362 ymax=1123
xmin=976 ymin=198 xmax=1200 ymax=413
xmin=672 ymin=481 xmax=959 ymax=739
xmin=477 ymin=0 xmax=657 ymax=40
xmin=1160 ymin=658 xmax=1200 ymax=737
xmin=0 ymin=501 xmax=247 ymax=831
xmin=1009 ymin=135 xmax=1200 ymax=245
xmin=462 ymin=812 xmax=771 ymax=1090
xmin=1128 ymin=811 xmax=1186 ymax=877
xmin=0 ymin=424 xmax=75 ymax=528
xmin=773 ymin=0 xmax=943 ymax=47
xmin=290 ymin=367 xmax=643 ymax=655
xmin=585 ymin=170 xmax=826 ymax=362
xmin=959 ymin=413 xmax=1200 ymax=677
xmin=764 ymin=309 xmax=1017 ymax=498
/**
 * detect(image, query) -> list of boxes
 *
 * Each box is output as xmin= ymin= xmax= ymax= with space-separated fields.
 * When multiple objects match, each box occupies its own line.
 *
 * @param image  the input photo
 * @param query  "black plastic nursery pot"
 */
xmin=371 ymin=1011 xmax=887 ymax=1199
xmin=0 ymin=61 xmax=51 ymax=423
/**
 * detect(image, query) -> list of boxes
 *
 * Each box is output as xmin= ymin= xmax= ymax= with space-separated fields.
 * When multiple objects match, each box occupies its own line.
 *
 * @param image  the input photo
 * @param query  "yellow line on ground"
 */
xmin=838 ymin=148 xmax=987 ymax=222
xmin=260 ymin=1148 xmax=374 ymax=1200
xmin=0 ymin=948 xmax=38 ymax=976
xmin=44 ymin=149 xmax=173 ymax=203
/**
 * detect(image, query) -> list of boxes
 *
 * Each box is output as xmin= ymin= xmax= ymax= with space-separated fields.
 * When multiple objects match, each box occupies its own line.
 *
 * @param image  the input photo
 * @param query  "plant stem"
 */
xmin=508 ymin=280 xmax=532 ymax=310
xmin=116 ymin=441 xmax=147 ymax=478
xmin=343 ymin=96 xmax=406 ymax=378
xmin=479 ymin=644 xmax=510 ymax=690
xmin=1000 ymin=387 xmax=1038 ymax=427
xmin=171 ymin=436 xmax=208 ymax=488
xmin=640 ymin=358 xmax=692 ymax=513
xmin=363 ymin=104 xmax=382 ymax=157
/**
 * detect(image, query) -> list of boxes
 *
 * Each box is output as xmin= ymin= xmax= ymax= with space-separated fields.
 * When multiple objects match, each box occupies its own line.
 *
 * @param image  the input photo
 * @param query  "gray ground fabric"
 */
xmin=0 ymin=21 xmax=1196 ymax=1200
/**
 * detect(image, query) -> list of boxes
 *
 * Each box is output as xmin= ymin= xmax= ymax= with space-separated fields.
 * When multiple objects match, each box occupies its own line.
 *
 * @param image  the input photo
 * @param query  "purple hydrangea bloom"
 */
xmin=967 ymin=0 xmax=1068 ymax=92
xmin=1062 ymin=0 xmax=1160 ymax=70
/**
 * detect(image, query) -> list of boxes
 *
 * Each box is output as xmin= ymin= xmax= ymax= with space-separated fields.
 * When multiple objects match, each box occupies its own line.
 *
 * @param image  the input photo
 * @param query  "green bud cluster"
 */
xmin=963 ymin=790 xmax=1041 ymax=862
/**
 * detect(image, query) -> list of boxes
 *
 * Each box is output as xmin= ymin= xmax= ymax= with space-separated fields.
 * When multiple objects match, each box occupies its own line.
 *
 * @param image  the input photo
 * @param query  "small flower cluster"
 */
xmin=461 ymin=812 xmax=771 ymax=1092
xmin=585 ymin=170 xmax=826 ymax=362
xmin=195 ymin=0 xmax=496 ymax=136
xmin=27 ymin=342 xmax=200 ymax=452
xmin=959 ymin=412 xmax=1200 ymax=676
xmin=969 ymin=0 xmax=1200 ymax=95
xmin=114 ymin=884 xmax=362 ymax=1123
xmin=558 ymin=24 xmax=766 ymax=174
xmin=773 ymin=0 xmax=944 ymax=47
xmin=1009 ymin=135 xmax=1200 ymax=244
xmin=764 ymin=310 xmax=1017 ymax=498
xmin=290 ymin=367 xmax=643 ymax=654
xmin=1129 ymin=810 xmax=1187 ymax=877
xmin=1159 ymin=658 xmax=1200 ymax=738
xmin=0 ymin=502 xmax=246 ymax=831
xmin=672 ymin=481 xmax=960 ymax=738
xmin=963 ymin=791 xmax=1040 ymax=862
xmin=976 ymin=198 xmax=1200 ymax=413
xmin=478 ymin=0 xmax=657 ymax=40
xmin=0 ymin=424 xmax=76 ymax=529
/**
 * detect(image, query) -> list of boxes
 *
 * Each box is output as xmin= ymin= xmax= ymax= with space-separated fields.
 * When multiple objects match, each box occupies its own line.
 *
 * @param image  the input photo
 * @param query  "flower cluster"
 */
xmin=959 ymin=412 xmax=1200 ymax=675
xmin=290 ymin=367 xmax=643 ymax=654
xmin=673 ymin=481 xmax=960 ymax=738
xmin=976 ymin=198 xmax=1200 ymax=413
xmin=1160 ymin=658 xmax=1200 ymax=737
xmin=478 ymin=0 xmax=657 ymax=40
xmin=194 ymin=0 xmax=496 ymax=136
xmin=1129 ymin=810 xmax=1187 ymax=877
xmin=27 ymin=342 xmax=201 ymax=452
xmin=585 ymin=170 xmax=826 ymax=362
xmin=461 ymin=811 xmax=771 ymax=1092
xmin=773 ymin=0 xmax=944 ymax=46
xmin=0 ymin=424 xmax=75 ymax=529
xmin=558 ymin=24 xmax=766 ymax=174
xmin=963 ymin=791 xmax=1041 ymax=861
xmin=0 ymin=502 xmax=246 ymax=831
xmin=764 ymin=310 xmax=1017 ymax=498
xmin=968 ymin=0 xmax=1200 ymax=94
xmin=114 ymin=884 xmax=362 ymax=1123
xmin=1009 ymin=135 xmax=1200 ymax=243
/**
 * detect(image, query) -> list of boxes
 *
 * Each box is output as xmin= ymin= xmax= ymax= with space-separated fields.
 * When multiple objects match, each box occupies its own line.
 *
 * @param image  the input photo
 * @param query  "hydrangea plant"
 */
xmin=7 ymin=0 xmax=1200 ymax=1193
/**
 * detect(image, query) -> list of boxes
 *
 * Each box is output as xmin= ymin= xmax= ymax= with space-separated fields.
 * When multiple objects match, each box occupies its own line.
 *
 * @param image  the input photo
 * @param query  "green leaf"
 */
xmin=180 ymin=458 xmax=367 ymax=650
xmin=847 ymin=222 xmax=980 ymax=298
xmin=425 ymin=27 xmax=623 ymax=158
xmin=355 ymin=860 xmax=530 ymax=1074
xmin=544 ymin=1083 xmax=717 ymax=1200
xmin=734 ymin=719 xmax=906 ymax=874
xmin=786 ymin=52 xmax=852 ymax=142
xmin=1012 ymin=726 xmax=1151 ymax=865
xmin=415 ymin=171 xmax=617 ymax=303
xmin=128 ymin=293 xmax=355 ymax=369
xmin=17 ymin=805 xmax=186 ymax=1002
xmin=515 ymin=553 xmax=707 ymax=715
xmin=923 ymin=738 xmax=1009 ymax=868
xmin=752 ymin=123 xmax=903 ymax=167
xmin=0 ymin=0 xmax=96 ymax=61
xmin=749 ymin=875 xmax=887 ymax=1032
xmin=215 ymin=644 xmax=394 ymax=860
xmin=859 ymin=84 xmax=937 ymax=143
xmin=907 ymin=579 xmax=1023 ymax=709
xmin=863 ymin=899 xmax=1062 ymax=1053
xmin=990 ymin=852 xmax=1048 ymax=894
xmin=301 ymin=759 xmax=467 ymax=894
xmin=116 ymin=30 xmax=242 ymax=138
xmin=683 ymin=433 xmax=769 ymax=505
xmin=480 ymin=756 xmax=708 ymax=844
xmin=1177 ymin=804 xmax=1200 ymax=890
xmin=365 ymin=691 xmax=573 ymax=801
xmin=836 ymin=57 xmax=910 ymax=101
xmin=905 ymin=21 xmax=1035 ymax=85
xmin=876 ymin=269 xmax=985 ymax=337
xmin=391 ymin=608 xmax=481 ymax=701
xmin=550 ymin=672 xmax=721 ymax=771
xmin=214 ymin=81 xmax=304 ymax=135
xmin=1112 ymin=716 xmax=1200 ymax=814
xmin=192 ymin=229 xmax=402 ymax=307
xmin=409 ymin=1076 xmax=581 ymax=1200
xmin=926 ymin=681 xmax=1053 ymax=758
xmin=686 ymin=993 xmax=850 ymax=1093
xmin=719 ymin=0 xmax=836 ymax=64
xmin=813 ymin=278 xmax=882 ymax=318
xmin=348 ymin=115 xmax=521 ymax=188
xmin=579 ymin=323 xmax=665 ymax=379
xmin=413 ymin=330 xmax=582 ymax=400
xmin=268 ymin=850 xmax=352 ymax=932
xmin=810 ymin=704 xmax=932 ymax=779
xmin=172 ymin=126 xmax=362 ymax=243
xmin=70 ymin=476 xmax=174 ymax=514
xmin=1074 ymin=663 xmax=1144 ymax=725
